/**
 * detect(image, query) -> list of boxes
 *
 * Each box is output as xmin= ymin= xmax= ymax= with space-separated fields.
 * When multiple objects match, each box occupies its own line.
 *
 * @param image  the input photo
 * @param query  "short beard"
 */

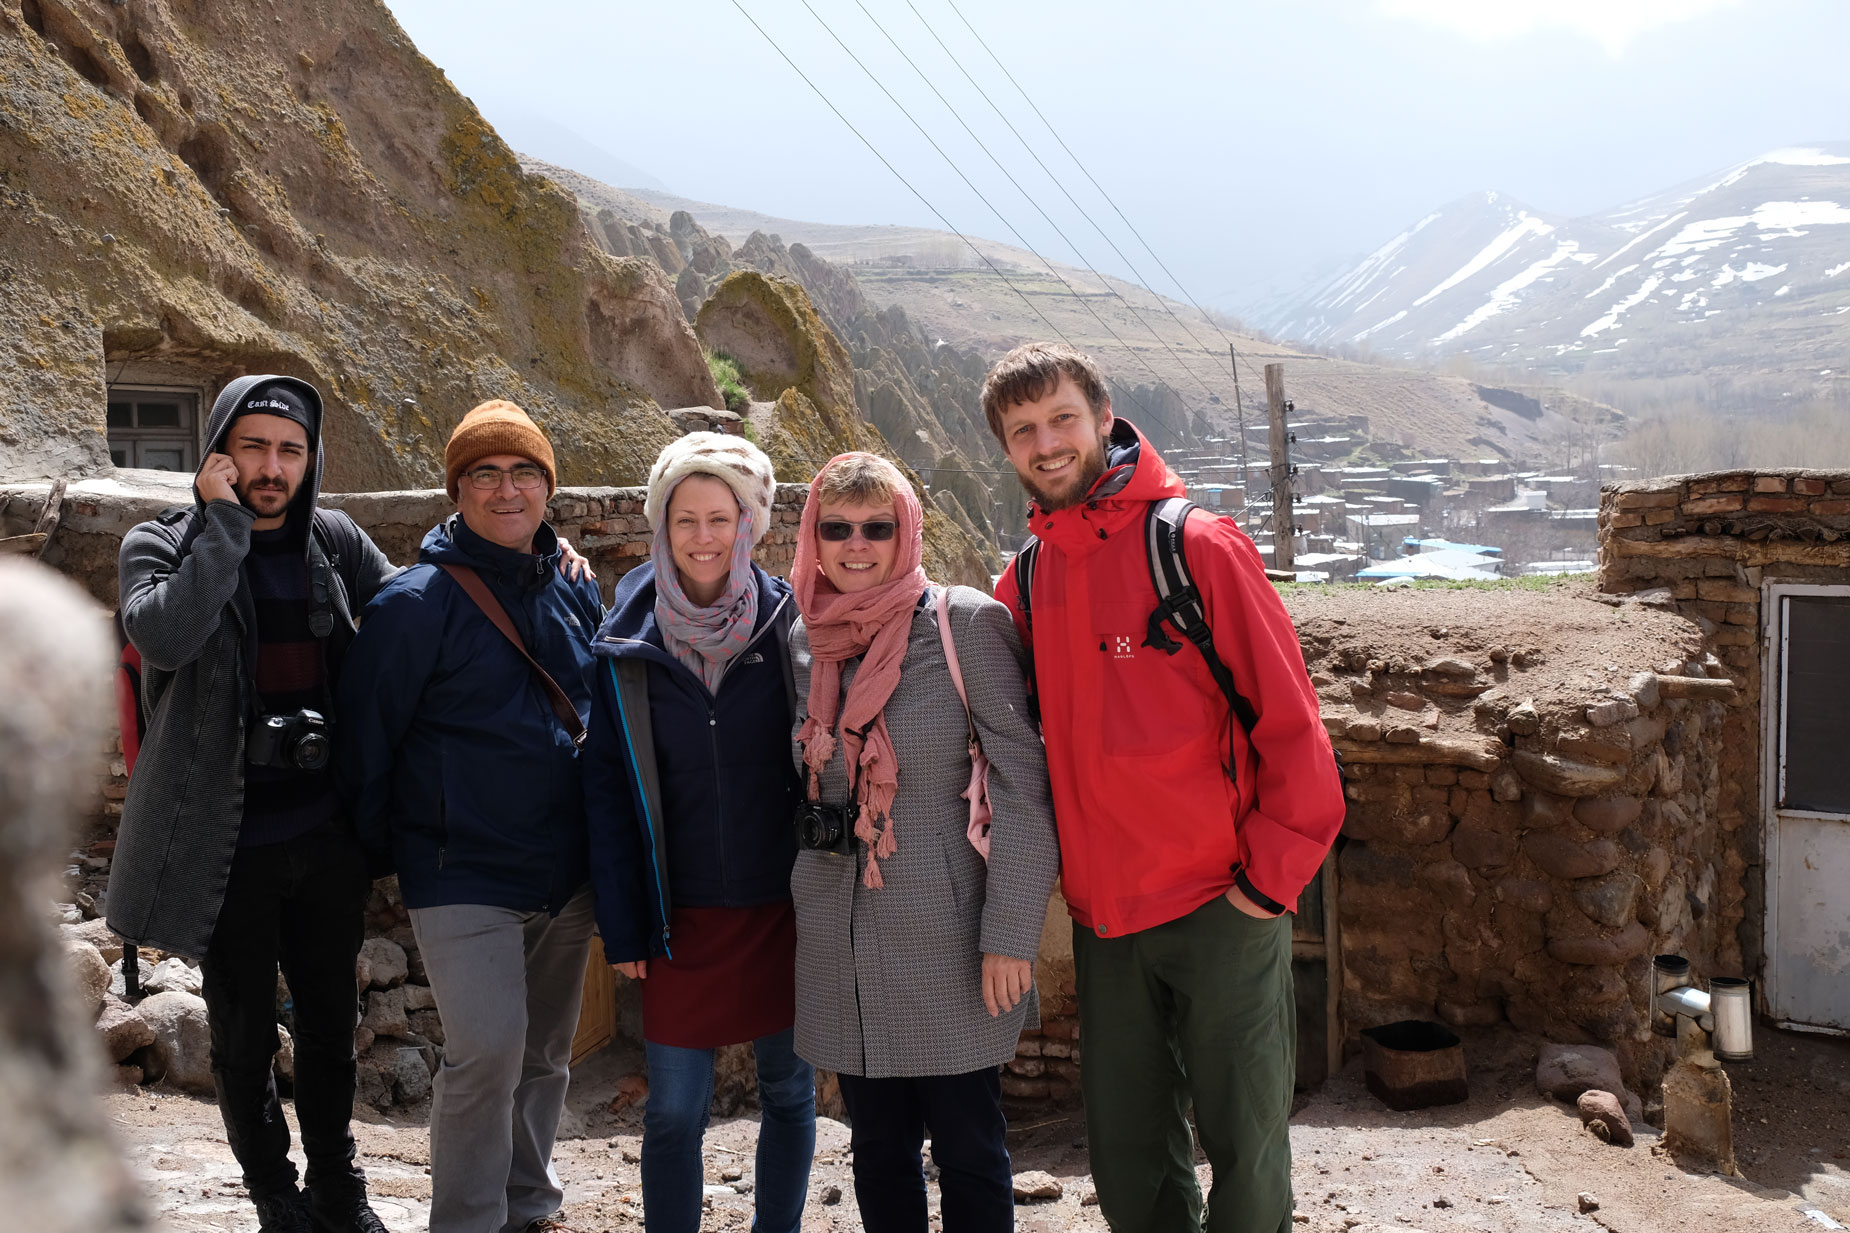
xmin=1021 ymin=435 xmax=1109 ymax=513
xmin=238 ymin=479 xmax=297 ymax=518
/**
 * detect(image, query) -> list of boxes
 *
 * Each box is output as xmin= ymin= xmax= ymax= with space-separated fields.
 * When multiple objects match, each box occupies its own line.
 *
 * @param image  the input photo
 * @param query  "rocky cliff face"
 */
xmin=693 ymin=271 xmax=1000 ymax=585
xmin=527 ymin=155 xmax=1178 ymax=549
xmin=1 ymin=0 xmax=720 ymax=487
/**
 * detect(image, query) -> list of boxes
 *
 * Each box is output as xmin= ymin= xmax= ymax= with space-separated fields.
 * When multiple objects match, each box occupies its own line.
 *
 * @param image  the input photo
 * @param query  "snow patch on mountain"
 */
xmin=1581 ymin=274 xmax=1665 ymax=338
xmin=1437 ymin=241 xmax=1579 ymax=342
xmin=1413 ymin=214 xmax=1554 ymax=306
xmin=1248 ymin=142 xmax=1850 ymax=383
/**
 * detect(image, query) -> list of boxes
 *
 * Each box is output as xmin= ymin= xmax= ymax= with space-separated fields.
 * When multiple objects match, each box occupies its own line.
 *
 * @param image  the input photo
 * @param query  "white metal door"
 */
xmin=1763 ymin=586 xmax=1850 ymax=1034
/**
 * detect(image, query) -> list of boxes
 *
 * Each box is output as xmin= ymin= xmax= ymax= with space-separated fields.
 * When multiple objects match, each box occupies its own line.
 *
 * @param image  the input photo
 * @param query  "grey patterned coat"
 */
xmin=790 ymin=584 xmax=1060 ymax=1078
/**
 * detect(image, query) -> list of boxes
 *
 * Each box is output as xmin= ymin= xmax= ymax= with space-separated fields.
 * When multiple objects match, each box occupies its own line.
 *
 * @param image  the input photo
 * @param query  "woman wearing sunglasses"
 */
xmin=789 ymin=452 xmax=1059 ymax=1233
xmin=583 ymin=433 xmax=815 ymax=1233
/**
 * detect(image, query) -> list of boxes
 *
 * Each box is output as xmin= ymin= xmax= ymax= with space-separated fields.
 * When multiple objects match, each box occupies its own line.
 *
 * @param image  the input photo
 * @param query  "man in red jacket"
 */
xmin=984 ymin=343 xmax=1344 ymax=1233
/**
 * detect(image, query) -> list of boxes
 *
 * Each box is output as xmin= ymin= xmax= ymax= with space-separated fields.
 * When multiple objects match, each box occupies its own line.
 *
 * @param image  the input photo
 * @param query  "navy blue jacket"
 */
xmin=584 ymin=561 xmax=801 ymax=964
xmin=336 ymin=515 xmax=602 ymax=913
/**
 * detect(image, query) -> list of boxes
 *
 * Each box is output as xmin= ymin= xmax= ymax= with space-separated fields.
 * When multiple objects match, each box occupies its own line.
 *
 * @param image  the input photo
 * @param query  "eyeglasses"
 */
xmin=818 ymin=519 xmax=898 ymax=542
xmin=465 ymin=464 xmax=547 ymax=491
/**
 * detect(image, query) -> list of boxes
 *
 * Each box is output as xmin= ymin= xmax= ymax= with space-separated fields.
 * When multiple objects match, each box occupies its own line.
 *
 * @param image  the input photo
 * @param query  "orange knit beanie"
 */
xmin=444 ymin=400 xmax=556 ymax=498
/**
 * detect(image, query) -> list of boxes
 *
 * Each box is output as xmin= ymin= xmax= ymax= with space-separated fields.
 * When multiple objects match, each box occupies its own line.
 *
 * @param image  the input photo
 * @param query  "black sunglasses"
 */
xmin=818 ymin=519 xmax=898 ymax=542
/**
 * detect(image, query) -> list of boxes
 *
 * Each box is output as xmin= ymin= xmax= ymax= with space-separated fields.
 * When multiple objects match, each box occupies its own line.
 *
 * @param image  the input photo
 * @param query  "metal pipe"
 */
xmin=1652 ymin=955 xmax=1691 ymax=1037
xmin=1711 ymin=978 xmax=1754 ymax=1061
xmin=1658 ymin=984 xmax=1715 ymax=1032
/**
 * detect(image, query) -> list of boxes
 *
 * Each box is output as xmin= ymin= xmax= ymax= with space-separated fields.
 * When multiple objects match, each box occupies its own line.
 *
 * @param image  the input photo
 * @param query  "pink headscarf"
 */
xmin=793 ymin=454 xmax=930 ymax=889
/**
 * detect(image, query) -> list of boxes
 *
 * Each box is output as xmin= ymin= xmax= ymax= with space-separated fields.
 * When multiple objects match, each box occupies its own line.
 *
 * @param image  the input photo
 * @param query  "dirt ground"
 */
xmin=107 ymin=1024 xmax=1849 ymax=1232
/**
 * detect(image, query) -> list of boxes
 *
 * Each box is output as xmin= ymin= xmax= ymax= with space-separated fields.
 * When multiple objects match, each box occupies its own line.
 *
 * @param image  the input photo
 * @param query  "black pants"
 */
xmin=200 ymin=822 xmax=370 ymax=1199
xmin=836 ymin=1067 xmax=1014 ymax=1233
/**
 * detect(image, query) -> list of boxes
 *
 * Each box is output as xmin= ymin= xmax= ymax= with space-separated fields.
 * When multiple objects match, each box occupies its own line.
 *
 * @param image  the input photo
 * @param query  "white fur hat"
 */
xmin=645 ymin=431 xmax=778 ymax=546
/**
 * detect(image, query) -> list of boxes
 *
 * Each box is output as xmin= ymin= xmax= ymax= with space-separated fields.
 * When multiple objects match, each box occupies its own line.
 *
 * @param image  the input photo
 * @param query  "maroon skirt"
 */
xmin=640 ymin=901 xmax=797 ymax=1049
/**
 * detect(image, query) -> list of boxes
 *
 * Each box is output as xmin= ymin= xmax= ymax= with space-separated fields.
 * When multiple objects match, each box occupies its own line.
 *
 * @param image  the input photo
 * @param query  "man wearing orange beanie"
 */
xmin=337 ymin=400 xmax=603 ymax=1233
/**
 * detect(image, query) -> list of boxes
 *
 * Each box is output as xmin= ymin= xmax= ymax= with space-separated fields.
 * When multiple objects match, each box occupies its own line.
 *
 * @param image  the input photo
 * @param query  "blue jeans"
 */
xmin=641 ymin=1029 xmax=816 ymax=1233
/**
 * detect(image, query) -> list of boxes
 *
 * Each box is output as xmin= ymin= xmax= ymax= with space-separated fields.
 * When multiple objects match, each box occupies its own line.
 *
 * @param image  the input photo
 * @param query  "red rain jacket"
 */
xmin=995 ymin=421 xmax=1344 ymax=940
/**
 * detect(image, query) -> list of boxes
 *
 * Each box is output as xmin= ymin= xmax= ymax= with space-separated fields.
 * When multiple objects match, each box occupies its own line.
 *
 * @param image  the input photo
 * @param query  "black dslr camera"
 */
xmin=247 ymin=709 xmax=332 ymax=772
xmin=794 ymin=799 xmax=854 ymax=855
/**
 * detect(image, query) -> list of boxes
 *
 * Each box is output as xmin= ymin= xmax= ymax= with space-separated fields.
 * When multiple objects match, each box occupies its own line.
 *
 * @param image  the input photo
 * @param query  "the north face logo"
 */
xmin=742 ymin=652 xmax=764 ymax=665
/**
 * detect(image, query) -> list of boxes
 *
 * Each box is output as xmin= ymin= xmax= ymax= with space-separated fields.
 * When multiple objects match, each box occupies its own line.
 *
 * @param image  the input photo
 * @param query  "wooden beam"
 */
xmin=1322 ymin=847 xmax=1343 ymax=1078
xmin=0 ymin=534 xmax=49 ymax=556
xmin=1265 ymin=364 xmax=1294 ymax=574
xmin=1655 ymin=674 xmax=1741 ymax=701
xmin=32 ymin=479 xmax=66 ymax=560
xmin=1330 ymin=736 xmax=1505 ymax=772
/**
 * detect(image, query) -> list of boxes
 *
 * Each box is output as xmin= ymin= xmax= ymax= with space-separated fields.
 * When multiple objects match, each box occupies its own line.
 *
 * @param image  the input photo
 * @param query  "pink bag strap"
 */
xmin=934 ymin=586 xmax=977 ymax=744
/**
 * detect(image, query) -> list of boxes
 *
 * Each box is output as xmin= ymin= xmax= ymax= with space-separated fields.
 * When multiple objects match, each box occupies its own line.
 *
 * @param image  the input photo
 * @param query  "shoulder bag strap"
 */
xmin=933 ymin=585 xmax=977 ymax=744
xmin=440 ymin=563 xmax=587 ymax=748
xmin=775 ymin=600 xmax=799 ymax=721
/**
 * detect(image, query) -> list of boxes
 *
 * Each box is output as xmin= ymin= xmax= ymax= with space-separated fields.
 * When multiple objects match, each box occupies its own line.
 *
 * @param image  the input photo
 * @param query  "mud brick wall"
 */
xmin=1294 ymin=589 xmax=1723 ymax=1091
xmin=1599 ymin=468 xmax=1850 ymax=1021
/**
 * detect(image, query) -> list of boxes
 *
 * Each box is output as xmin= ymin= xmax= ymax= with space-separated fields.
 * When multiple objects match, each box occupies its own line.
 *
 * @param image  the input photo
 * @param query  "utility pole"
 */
xmin=1230 ymin=345 xmax=1252 ymax=535
xmin=1265 ymin=362 xmax=1295 ymax=574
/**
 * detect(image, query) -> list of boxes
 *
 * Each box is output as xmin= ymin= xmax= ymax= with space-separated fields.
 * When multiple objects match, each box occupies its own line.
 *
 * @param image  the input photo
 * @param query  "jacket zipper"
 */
xmin=708 ymin=594 xmax=786 ymax=902
xmin=708 ymin=703 xmax=728 ymax=897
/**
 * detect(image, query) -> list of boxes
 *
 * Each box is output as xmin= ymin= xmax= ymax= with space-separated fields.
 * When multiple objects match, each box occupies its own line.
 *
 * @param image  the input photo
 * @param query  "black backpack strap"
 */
xmin=1014 ymin=537 xmax=1040 ymax=633
xmin=1142 ymin=499 xmax=1261 ymax=743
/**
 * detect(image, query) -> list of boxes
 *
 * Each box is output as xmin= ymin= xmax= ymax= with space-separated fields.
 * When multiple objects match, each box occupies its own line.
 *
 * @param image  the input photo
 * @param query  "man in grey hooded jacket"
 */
xmin=109 ymin=374 xmax=396 ymax=1233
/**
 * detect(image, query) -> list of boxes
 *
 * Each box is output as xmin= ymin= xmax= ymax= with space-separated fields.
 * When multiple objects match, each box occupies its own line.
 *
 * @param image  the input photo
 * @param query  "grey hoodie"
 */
xmin=106 ymin=375 xmax=397 ymax=957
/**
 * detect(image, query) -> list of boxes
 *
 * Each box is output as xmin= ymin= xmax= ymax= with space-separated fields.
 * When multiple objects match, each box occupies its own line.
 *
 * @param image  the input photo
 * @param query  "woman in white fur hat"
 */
xmin=583 ymin=432 xmax=814 ymax=1233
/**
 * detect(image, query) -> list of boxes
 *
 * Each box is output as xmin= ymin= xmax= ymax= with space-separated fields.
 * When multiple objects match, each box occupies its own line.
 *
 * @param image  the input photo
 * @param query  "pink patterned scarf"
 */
xmin=652 ymin=496 xmax=759 ymax=694
xmin=793 ymin=458 xmax=929 ymax=889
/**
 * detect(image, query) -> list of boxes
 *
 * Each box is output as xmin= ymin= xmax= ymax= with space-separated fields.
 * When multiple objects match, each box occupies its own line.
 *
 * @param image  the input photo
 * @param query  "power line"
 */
xmin=851 ymin=0 xmax=1220 ymax=404
xmin=941 ymin=0 xmax=1248 ymax=372
xmin=727 ymin=0 xmax=1187 ymax=448
xmin=794 ymin=0 xmax=1193 ymax=442
xmin=904 ymin=0 xmax=1238 ymax=391
xmin=723 ymin=6 xmax=1073 ymax=368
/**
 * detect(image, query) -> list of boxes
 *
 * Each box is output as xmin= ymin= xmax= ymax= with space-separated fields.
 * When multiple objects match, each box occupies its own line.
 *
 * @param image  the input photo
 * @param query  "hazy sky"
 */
xmin=386 ymin=0 xmax=1850 ymax=311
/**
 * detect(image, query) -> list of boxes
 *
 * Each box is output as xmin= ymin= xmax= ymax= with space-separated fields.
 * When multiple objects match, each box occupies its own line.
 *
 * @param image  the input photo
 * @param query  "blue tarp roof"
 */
xmin=1402 ymin=537 xmax=1504 ymax=556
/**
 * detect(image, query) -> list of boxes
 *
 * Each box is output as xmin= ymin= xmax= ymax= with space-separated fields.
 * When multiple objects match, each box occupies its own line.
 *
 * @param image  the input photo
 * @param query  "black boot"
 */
xmin=306 ymin=1175 xmax=389 ymax=1233
xmin=252 ymin=1188 xmax=313 ymax=1233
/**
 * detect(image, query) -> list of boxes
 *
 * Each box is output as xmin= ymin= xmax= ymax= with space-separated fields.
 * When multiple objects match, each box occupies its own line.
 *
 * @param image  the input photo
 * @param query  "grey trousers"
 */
xmin=410 ymin=887 xmax=596 ymax=1233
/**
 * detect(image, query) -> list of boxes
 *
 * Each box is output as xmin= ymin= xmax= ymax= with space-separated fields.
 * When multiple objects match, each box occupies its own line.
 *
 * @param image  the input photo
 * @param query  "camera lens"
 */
xmin=293 ymin=732 xmax=331 ymax=771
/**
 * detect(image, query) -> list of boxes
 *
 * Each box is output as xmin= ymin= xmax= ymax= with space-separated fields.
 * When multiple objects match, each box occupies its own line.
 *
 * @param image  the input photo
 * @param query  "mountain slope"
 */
xmin=1251 ymin=145 xmax=1850 ymax=399
xmin=569 ymin=175 xmax=1619 ymax=463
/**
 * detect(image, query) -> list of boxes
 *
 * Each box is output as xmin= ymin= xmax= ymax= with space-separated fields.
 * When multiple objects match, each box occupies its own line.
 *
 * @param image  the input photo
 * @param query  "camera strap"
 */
xmin=440 ymin=564 xmax=588 ymax=749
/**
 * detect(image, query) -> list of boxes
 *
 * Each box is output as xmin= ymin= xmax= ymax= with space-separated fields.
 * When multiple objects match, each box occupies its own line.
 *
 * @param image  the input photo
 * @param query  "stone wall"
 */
xmin=0 ymin=475 xmax=810 ymax=611
xmin=2 ymin=474 xmax=808 ymax=852
xmin=1598 ymin=468 xmax=1850 ymax=1020
xmin=1289 ymin=588 xmax=1721 ymax=1090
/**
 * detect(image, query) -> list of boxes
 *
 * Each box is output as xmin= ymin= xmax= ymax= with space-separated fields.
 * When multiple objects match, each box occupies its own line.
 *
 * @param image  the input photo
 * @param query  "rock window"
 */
xmin=107 ymin=388 xmax=200 ymax=471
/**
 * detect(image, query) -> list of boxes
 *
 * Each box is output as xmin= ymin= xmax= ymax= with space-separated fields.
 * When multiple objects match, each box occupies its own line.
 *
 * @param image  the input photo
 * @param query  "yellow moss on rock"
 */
xmin=696 ymin=272 xmax=858 ymax=422
xmin=0 ymin=0 xmax=712 ymax=488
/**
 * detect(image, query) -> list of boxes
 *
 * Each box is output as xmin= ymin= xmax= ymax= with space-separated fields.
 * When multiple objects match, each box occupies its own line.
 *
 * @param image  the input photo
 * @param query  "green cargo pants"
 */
xmin=1072 ymin=893 xmax=1295 ymax=1233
